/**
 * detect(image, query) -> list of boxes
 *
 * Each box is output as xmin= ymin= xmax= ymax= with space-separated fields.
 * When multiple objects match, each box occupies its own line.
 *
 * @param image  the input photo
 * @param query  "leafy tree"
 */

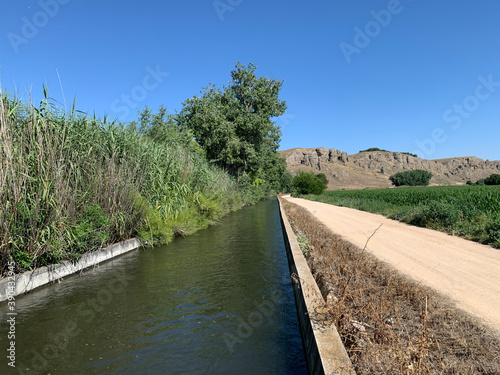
xmin=180 ymin=63 xmax=287 ymax=189
xmin=134 ymin=105 xmax=198 ymax=150
xmin=278 ymin=170 xmax=294 ymax=194
xmin=316 ymin=173 xmax=328 ymax=186
xmin=485 ymin=174 xmax=500 ymax=185
xmin=292 ymin=171 xmax=329 ymax=195
xmin=389 ymin=170 xmax=432 ymax=186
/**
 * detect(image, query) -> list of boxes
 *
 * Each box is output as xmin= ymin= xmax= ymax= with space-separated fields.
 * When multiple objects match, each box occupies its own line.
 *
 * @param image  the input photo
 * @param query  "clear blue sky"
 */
xmin=1 ymin=0 xmax=499 ymax=160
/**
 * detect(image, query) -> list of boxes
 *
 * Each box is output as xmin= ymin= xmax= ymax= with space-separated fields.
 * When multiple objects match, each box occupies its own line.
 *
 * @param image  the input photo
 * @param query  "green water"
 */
xmin=0 ymin=198 xmax=307 ymax=374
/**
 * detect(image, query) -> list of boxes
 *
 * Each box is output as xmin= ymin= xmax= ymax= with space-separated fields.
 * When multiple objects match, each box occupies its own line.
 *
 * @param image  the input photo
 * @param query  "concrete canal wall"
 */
xmin=278 ymin=197 xmax=355 ymax=375
xmin=0 ymin=238 xmax=141 ymax=303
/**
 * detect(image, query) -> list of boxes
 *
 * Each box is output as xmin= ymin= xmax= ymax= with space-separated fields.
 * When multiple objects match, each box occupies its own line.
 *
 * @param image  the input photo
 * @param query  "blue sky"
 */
xmin=1 ymin=0 xmax=499 ymax=160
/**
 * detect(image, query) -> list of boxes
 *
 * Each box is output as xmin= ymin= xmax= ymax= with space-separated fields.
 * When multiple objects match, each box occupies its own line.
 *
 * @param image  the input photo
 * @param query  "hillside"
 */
xmin=279 ymin=147 xmax=500 ymax=189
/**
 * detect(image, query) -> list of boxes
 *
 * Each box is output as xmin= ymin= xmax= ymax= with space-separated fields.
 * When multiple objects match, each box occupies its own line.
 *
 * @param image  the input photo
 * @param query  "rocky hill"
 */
xmin=279 ymin=147 xmax=500 ymax=189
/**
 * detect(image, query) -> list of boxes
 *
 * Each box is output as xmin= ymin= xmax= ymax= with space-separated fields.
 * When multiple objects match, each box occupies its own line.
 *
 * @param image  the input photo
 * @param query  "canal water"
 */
xmin=0 ymin=198 xmax=307 ymax=374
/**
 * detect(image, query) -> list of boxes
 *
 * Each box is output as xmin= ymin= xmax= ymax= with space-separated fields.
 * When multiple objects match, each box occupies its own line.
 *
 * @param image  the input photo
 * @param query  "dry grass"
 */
xmin=282 ymin=199 xmax=500 ymax=374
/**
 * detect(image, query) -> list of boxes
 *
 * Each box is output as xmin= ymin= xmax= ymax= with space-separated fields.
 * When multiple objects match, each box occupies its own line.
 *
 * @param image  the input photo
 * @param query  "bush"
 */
xmin=486 ymin=219 xmax=500 ymax=247
xmin=389 ymin=169 xmax=432 ymax=187
xmin=485 ymin=174 xmax=500 ymax=185
xmin=359 ymin=148 xmax=417 ymax=157
xmin=292 ymin=171 xmax=328 ymax=195
xmin=401 ymin=152 xmax=418 ymax=157
xmin=359 ymin=147 xmax=387 ymax=153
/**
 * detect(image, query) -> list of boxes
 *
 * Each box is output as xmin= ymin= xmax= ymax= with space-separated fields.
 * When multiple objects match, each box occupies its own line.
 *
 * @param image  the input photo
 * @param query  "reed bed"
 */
xmin=0 ymin=92 xmax=242 ymax=275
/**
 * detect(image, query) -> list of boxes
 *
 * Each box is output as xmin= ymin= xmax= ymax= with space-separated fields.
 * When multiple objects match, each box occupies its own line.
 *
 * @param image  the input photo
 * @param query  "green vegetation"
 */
xmin=485 ymin=174 xmax=500 ymax=185
xmin=295 ymin=231 xmax=310 ymax=256
xmin=389 ymin=169 xmax=432 ymax=186
xmin=181 ymin=62 xmax=290 ymax=195
xmin=466 ymin=173 xmax=500 ymax=186
xmin=401 ymin=151 xmax=418 ymax=157
xmin=0 ymin=94 xmax=242 ymax=273
xmin=292 ymin=171 xmax=328 ymax=195
xmin=358 ymin=148 xmax=417 ymax=158
xmin=0 ymin=63 xmax=291 ymax=274
xmin=303 ymin=185 xmax=500 ymax=248
xmin=359 ymin=147 xmax=389 ymax=153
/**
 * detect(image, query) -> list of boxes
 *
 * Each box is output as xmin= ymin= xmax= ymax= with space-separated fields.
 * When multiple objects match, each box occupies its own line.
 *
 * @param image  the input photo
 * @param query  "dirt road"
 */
xmin=282 ymin=196 xmax=500 ymax=334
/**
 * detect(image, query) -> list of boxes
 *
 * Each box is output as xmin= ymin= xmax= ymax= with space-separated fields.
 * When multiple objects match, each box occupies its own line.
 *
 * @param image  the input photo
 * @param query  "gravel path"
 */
xmin=282 ymin=196 xmax=500 ymax=334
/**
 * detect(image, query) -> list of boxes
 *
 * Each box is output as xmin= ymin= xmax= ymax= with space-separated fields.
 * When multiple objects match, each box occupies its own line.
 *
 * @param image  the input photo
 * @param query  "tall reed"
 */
xmin=0 ymin=91 xmax=242 ymax=275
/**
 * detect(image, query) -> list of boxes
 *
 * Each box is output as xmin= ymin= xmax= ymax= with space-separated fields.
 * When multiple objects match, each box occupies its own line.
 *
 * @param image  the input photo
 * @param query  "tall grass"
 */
xmin=0 ymin=91 xmax=242 ymax=275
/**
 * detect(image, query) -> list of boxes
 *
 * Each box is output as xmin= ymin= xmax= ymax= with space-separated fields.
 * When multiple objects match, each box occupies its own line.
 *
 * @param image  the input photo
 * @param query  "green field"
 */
xmin=304 ymin=185 xmax=500 ymax=248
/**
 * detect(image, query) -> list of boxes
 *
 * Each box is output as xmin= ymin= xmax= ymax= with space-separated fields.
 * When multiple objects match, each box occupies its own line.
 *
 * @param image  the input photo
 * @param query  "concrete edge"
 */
xmin=278 ymin=197 xmax=355 ymax=375
xmin=0 ymin=238 xmax=142 ymax=303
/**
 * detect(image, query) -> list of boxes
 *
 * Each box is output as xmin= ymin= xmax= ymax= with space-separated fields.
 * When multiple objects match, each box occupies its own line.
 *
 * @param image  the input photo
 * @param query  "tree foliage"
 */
xmin=485 ymin=174 xmax=500 ymax=185
xmin=389 ymin=169 xmax=432 ymax=187
xmin=180 ymin=63 xmax=287 ymax=190
xmin=292 ymin=171 xmax=329 ymax=195
xmin=135 ymin=105 xmax=197 ymax=150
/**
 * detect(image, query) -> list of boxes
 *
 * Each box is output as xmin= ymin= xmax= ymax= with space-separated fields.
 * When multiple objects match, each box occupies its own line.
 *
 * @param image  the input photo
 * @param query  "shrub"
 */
xmin=359 ymin=148 xmax=417 ymax=157
xmin=359 ymin=147 xmax=387 ymax=152
xmin=401 ymin=152 xmax=418 ymax=157
xmin=485 ymin=174 xmax=500 ymax=185
xmin=292 ymin=171 xmax=328 ymax=195
xmin=486 ymin=219 xmax=500 ymax=247
xmin=389 ymin=169 xmax=432 ymax=186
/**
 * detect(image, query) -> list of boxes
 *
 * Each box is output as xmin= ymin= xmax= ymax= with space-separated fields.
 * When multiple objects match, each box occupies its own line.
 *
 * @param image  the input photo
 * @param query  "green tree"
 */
xmin=389 ymin=170 xmax=432 ymax=186
xmin=292 ymin=171 xmax=329 ymax=195
xmin=134 ymin=105 xmax=198 ymax=150
xmin=485 ymin=174 xmax=500 ymax=185
xmin=180 ymin=62 xmax=287 ymax=189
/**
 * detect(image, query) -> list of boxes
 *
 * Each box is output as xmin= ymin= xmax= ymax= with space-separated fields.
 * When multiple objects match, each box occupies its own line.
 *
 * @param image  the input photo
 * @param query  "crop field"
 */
xmin=304 ymin=185 xmax=500 ymax=248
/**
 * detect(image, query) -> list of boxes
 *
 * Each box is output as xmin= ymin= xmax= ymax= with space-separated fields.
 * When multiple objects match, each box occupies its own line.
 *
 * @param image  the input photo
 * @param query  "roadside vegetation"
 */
xmin=282 ymin=199 xmax=500 ymax=374
xmin=0 ymin=63 xmax=292 ymax=275
xmin=303 ymin=185 xmax=500 ymax=248
xmin=291 ymin=171 xmax=328 ymax=195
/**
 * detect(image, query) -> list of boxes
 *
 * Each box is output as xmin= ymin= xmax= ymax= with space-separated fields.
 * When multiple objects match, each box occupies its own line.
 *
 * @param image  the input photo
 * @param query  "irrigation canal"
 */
xmin=0 ymin=198 xmax=307 ymax=374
